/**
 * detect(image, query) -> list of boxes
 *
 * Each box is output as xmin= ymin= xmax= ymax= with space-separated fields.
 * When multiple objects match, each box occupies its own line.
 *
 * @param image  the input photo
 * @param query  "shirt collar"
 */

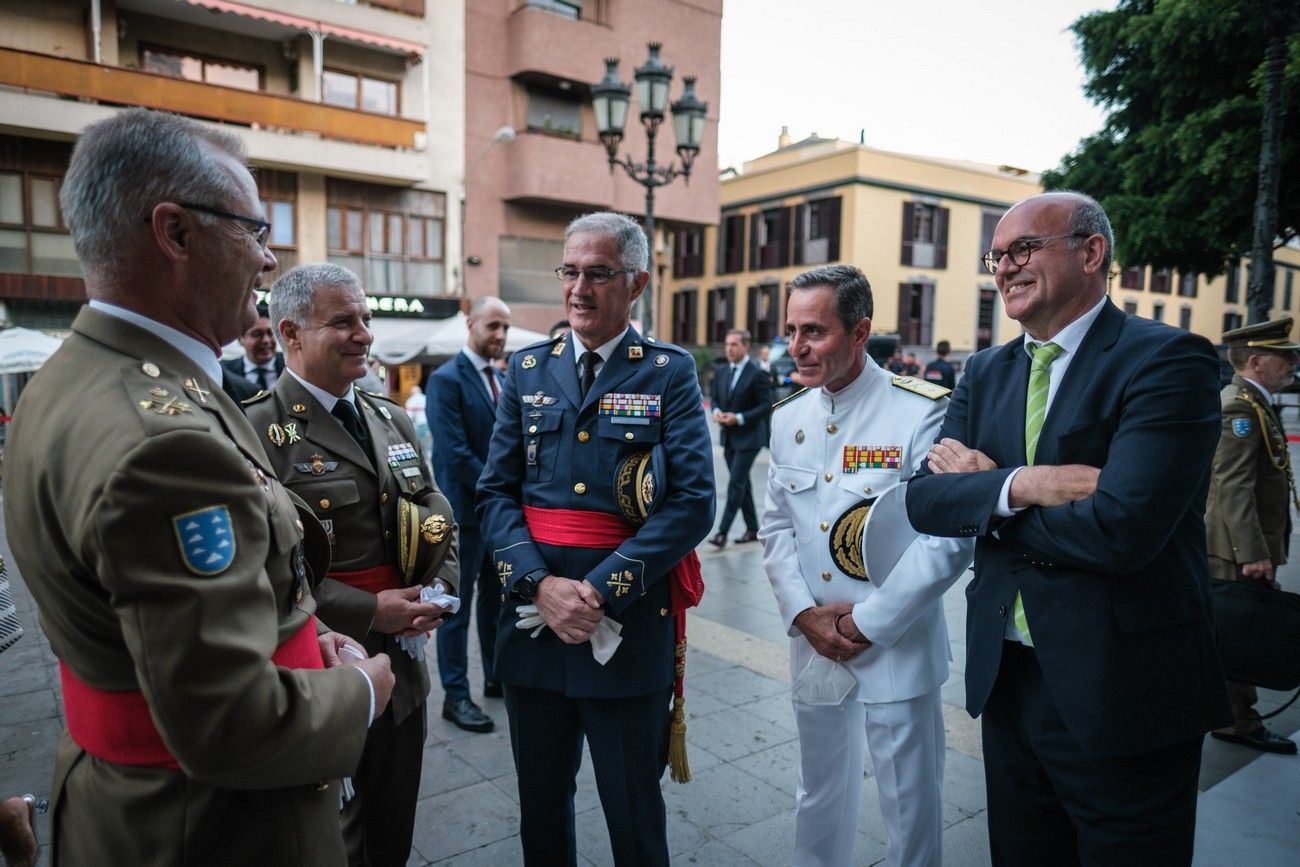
xmin=1020 ymin=295 xmax=1107 ymax=358
xmin=243 ymin=357 xmax=274 ymax=374
xmin=817 ymin=353 xmax=880 ymax=412
xmin=461 ymin=345 xmax=492 ymax=371
xmin=1242 ymin=376 xmax=1273 ymax=403
xmin=572 ymin=327 xmax=629 ymax=368
xmin=286 ymin=367 xmax=355 ymax=412
xmin=89 ymin=300 xmax=223 ymax=385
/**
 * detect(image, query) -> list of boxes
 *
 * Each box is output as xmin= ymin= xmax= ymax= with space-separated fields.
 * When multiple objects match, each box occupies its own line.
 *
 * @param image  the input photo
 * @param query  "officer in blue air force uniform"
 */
xmin=477 ymin=212 xmax=714 ymax=866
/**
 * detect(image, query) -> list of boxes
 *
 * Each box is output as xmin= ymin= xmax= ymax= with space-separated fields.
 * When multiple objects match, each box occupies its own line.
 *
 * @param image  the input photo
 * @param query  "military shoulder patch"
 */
xmin=773 ymin=387 xmax=811 ymax=410
xmin=891 ymin=376 xmax=951 ymax=400
xmin=173 ymin=506 xmax=236 ymax=576
xmin=1232 ymin=417 xmax=1252 ymax=437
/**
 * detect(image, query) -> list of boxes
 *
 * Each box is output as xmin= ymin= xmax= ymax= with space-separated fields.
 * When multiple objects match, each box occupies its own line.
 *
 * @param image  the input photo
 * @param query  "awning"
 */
xmin=183 ymin=0 xmax=425 ymax=57
xmin=370 ymin=313 xmax=550 ymax=365
xmin=0 ymin=327 xmax=65 ymax=375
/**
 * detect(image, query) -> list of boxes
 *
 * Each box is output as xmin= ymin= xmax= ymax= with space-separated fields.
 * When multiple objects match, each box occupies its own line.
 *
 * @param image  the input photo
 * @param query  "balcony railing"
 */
xmin=0 ymin=48 xmax=425 ymax=150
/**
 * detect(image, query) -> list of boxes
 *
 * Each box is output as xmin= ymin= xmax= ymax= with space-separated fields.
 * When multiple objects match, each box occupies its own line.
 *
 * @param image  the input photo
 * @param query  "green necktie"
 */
xmin=1014 ymin=341 xmax=1063 ymax=645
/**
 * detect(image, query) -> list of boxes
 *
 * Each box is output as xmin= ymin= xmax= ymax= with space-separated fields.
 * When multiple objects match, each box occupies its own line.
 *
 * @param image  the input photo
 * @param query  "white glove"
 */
xmin=792 ymin=655 xmax=857 ymax=705
xmin=397 ymin=582 xmax=460 ymax=659
xmin=515 ymin=604 xmax=624 ymax=665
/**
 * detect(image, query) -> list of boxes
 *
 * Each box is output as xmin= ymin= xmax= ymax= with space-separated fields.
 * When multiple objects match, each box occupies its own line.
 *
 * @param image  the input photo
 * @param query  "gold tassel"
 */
xmin=668 ymin=693 xmax=691 ymax=783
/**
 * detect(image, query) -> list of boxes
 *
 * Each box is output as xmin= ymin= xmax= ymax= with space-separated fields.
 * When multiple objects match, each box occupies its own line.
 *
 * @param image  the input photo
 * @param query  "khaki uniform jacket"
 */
xmin=1205 ymin=375 xmax=1293 ymax=573
xmin=4 ymin=307 xmax=370 ymax=866
xmin=245 ymin=374 xmax=458 ymax=724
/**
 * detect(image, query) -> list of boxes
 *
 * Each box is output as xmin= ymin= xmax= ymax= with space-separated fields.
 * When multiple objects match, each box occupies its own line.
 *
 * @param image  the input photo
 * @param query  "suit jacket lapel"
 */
xmin=457 ymin=351 xmax=495 ymax=416
xmin=280 ymin=376 xmax=376 ymax=475
xmin=1034 ymin=301 xmax=1123 ymax=465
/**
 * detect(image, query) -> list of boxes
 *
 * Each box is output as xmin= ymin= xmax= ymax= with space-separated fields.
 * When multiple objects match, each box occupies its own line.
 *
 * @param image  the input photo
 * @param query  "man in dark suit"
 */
xmin=425 ymin=295 xmax=512 ymax=733
xmin=906 ymin=192 xmax=1231 ymax=866
xmin=708 ymin=328 xmax=771 ymax=548
xmin=478 ymin=211 xmax=714 ymax=865
xmin=221 ymin=302 xmax=285 ymax=399
xmin=923 ymin=340 xmax=956 ymax=389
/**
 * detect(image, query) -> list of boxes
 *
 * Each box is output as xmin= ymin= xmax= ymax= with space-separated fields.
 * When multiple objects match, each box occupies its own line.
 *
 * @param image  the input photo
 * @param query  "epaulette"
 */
xmin=891 ymin=375 xmax=951 ymax=400
xmin=240 ymin=389 xmax=272 ymax=406
xmin=644 ymin=339 xmax=690 ymax=355
xmin=518 ymin=334 xmax=564 ymax=354
xmin=773 ymin=387 xmax=810 ymax=410
xmin=361 ymin=388 xmax=400 ymax=404
xmin=127 ymin=362 xmax=209 ymax=431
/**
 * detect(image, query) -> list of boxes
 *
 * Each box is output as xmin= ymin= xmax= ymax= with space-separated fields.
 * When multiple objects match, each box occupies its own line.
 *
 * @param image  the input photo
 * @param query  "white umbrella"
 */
xmin=370 ymin=312 xmax=549 ymax=365
xmin=0 ymin=327 xmax=65 ymax=375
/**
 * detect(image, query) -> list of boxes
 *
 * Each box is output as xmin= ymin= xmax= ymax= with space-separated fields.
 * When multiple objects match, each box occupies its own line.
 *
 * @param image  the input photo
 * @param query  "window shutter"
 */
xmin=827 ymin=197 xmax=842 ymax=262
xmin=793 ymin=204 xmax=805 ymax=266
xmin=933 ymin=207 xmax=949 ymax=269
xmin=777 ymin=206 xmax=792 ymax=268
xmin=749 ymin=213 xmax=761 ymax=271
xmin=901 ymin=202 xmax=915 ymax=266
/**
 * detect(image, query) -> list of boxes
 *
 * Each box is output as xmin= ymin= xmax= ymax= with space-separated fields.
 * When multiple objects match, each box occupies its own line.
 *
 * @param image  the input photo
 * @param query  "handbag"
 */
xmin=1210 ymin=578 xmax=1300 ymax=691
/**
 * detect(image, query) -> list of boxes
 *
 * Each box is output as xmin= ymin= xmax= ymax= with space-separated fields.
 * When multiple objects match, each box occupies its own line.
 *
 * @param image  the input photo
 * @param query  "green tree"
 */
xmin=1042 ymin=0 xmax=1299 ymax=323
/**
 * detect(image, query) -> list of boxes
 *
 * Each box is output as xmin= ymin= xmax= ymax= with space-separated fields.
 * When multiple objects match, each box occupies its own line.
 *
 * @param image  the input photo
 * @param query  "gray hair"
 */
xmin=1062 ymin=191 xmax=1115 ymax=273
xmin=786 ymin=265 xmax=874 ymax=330
xmin=269 ymin=263 xmax=362 ymax=328
xmin=59 ymin=108 xmax=248 ymax=275
xmin=564 ymin=212 xmax=649 ymax=272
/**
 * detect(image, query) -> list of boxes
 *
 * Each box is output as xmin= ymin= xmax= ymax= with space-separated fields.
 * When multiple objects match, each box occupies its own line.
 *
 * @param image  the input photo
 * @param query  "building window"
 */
xmin=1285 ymin=270 xmax=1295 ymax=310
xmin=1176 ymin=271 xmax=1197 ymax=298
xmin=749 ymin=207 xmax=791 ymax=270
xmin=1123 ymin=299 xmax=1138 ymax=315
xmin=499 ymin=236 xmax=563 ymax=304
xmin=256 ymin=169 xmax=297 ymax=282
xmin=673 ymin=226 xmax=704 ymax=278
xmin=717 ymin=213 xmax=745 ymax=274
xmin=1223 ymin=311 xmax=1243 ymax=333
xmin=1224 ymin=260 xmax=1241 ymax=303
xmin=326 ymin=179 xmax=445 ymax=295
xmin=0 ymin=170 xmax=79 ymax=277
xmin=794 ymin=197 xmax=841 ymax=265
xmin=976 ymin=289 xmax=996 ymax=351
xmin=1178 ymin=307 xmax=1192 ymax=330
xmin=901 ymin=202 xmax=949 ymax=269
xmin=747 ymin=283 xmax=780 ymax=345
xmin=1150 ymin=267 xmax=1172 ymax=294
xmin=526 ymin=87 xmax=582 ymax=137
xmin=897 ymin=282 xmax=934 ymax=346
xmin=1120 ymin=266 xmax=1144 ymax=291
xmin=527 ymin=0 xmax=582 ymax=17
xmin=1151 ymin=302 xmax=1164 ymax=322
xmin=671 ymin=288 xmax=698 ymax=346
xmin=322 ymin=69 xmax=399 ymax=115
xmin=978 ymin=210 xmax=1004 ymax=273
xmin=141 ymin=45 xmax=261 ymax=92
xmin=706 ymin=285 xmax=735 ymax=344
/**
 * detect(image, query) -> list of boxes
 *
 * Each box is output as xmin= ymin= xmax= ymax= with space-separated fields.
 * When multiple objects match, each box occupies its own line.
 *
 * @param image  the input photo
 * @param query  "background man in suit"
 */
xmin=477 ymin=212 xmax=714 ymax=864
xmin=221 ymin=301 xmax=284 ymax=398
xmin=4 ymin=107 xmax=389 ymax=863
xmin=906 ymin=191 xmax=1230 ymax=866
xmin=1204 ymin=317 xmax=1300 ymax=755
xmin=249 ymin=263 xmax=458 ymax=866
xmin=709 ymin=328 xmax=772 ymax=548
xmin=426 ymin=295 xmax=512 ymax=733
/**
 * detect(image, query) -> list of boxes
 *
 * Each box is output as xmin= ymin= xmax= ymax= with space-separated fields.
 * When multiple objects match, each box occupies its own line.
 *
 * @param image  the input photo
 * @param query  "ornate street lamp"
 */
xmin=590 ymin=43 xmax=708 ymax=338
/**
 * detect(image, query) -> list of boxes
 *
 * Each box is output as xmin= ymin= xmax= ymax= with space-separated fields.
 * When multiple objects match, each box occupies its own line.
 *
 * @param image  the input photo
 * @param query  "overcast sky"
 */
xmin=716 ymin=0 xmax=1118 ymax=174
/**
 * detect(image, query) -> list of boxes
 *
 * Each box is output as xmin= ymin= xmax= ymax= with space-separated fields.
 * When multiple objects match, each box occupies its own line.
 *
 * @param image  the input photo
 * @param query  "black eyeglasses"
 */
xmin=981 ymin=233 xmax=1088 ymax=274
xmin=554 ymin=266 xmax=634 ymax=284
xmin=143 ymin=202 xmax=271 ymax=248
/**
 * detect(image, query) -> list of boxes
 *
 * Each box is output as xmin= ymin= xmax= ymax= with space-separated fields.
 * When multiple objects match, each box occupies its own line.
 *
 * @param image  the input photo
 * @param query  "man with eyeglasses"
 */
xmin=222 ymin=301 xmax=285 ymax=401
xmin=477 ymin=211 xmax=714 ymax=865
xmin=4 ymin=108 xmax=392 ymax=864
xmin=907 ymin=191 xmax=1230 ymax=865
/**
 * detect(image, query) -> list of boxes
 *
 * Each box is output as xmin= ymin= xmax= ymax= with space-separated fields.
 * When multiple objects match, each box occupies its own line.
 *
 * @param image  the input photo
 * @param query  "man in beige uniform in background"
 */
xmin=1205 ymin=316 xmax=1300 ymax=755
xmin=4 ymin=108 xmax=392 ymax=865
xmin=246 ymin=262 xmax=459 ymax=866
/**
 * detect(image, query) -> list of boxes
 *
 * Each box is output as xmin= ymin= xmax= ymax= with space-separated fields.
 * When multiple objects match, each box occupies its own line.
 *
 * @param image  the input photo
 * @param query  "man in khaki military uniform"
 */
xmin=3 ymin=109 xmax=393 ymax=865
xmin=1205 ymin=316 xmax=1300 ymax=755
xmin=247 ymin=263 xmax=459 ymax=866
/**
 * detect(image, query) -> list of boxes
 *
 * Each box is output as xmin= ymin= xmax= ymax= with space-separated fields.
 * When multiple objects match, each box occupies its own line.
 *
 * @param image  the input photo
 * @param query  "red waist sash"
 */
xmin=329 ymin=564 xmax=403 ymax=595
xmin=61 ymin=614 xmax=325 ymax=769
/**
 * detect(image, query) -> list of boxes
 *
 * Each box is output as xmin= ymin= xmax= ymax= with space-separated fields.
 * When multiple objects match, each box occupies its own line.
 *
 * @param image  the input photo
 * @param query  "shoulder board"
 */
xmin=773 ymin=387 xmax=810 ymax=410
xmin=518 ymin=334 xmax=563 ymax=353
xmin=362 ymin=389 xmax=399 ymax=405
xmin=642 ymin=338 xmax=689 ymax=355
xmin=241 ymin=389 xmax=273 ymax=406
xmin=891 ymin=375 xmax=951 ymax=400
xmin=127 ymin=367 xmax=208 ymax=432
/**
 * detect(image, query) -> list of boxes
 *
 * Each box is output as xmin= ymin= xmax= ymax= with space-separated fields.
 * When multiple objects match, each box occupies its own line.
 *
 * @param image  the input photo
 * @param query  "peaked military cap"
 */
xmin=1223 ymin=316 xmax=1300 ymax=351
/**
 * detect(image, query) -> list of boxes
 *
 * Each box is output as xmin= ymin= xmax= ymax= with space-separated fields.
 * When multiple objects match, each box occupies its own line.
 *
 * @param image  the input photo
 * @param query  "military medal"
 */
xmin=522 ymin=354 xmax=537 ymax=369
xmin=283 ymin=422 xmax=301 ymax=443
xmin=521 ymin=391 xmax=558 ymax=406
xmin=183 ymin=378 xmax=210 ymax=404
xmin=267 ymin=424 xmax=287 ymax=447
xmin=600 ymin=393 xmax=661 ymax=426
xmin=843 ymin=445 xmax=902 ymax=473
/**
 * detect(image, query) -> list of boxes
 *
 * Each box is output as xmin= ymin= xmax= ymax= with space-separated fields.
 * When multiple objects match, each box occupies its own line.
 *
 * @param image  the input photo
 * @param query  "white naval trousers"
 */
xmin=791 ymin=688 xmax=944 ymax=867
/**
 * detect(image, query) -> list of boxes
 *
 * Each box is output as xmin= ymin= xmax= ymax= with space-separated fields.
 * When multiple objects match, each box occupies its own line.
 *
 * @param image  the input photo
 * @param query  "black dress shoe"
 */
xmin=442 ymin=698 xmax=495 ymax=733
xmin=483 ymin=680 xmax=503 ymax=698
xmin=1211 ymin=727 xmax=1297 ymax=754
xmin=733 ymin=530 xmax=759 ymax=544
xmin=708 ymin=533 xmax=727 ymax=549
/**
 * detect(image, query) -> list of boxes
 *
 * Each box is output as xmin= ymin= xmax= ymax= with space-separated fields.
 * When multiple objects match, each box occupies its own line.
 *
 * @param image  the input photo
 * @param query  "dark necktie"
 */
xmin=253 ymin=366 xmax=269 ymax=390
xmin=331 ymin=399 xmax=375 ymax=468
xmin=484 ymin=365 xmax=500 ymax=402
xmin=579 ymin=351 xmax=600 ymax=400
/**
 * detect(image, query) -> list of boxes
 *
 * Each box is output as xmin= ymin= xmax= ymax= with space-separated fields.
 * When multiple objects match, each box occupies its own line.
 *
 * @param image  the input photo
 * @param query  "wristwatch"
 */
xmin=514 ymin=570 xmax=546 ymax=601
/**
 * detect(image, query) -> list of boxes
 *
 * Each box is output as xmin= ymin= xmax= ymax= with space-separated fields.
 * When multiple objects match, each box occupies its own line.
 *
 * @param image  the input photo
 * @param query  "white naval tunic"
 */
xmin=760 ymin=356 xmax=973 ymax=867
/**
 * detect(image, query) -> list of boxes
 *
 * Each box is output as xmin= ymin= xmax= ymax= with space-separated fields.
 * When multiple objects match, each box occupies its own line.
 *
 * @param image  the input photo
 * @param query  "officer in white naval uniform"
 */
xmin=760 ymin=265 xmax=973 ymax=867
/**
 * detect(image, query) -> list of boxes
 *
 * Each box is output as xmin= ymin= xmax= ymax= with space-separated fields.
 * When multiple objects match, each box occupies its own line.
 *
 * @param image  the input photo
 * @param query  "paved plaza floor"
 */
xmin=1 ymin=432 xmax=1297 ymax=865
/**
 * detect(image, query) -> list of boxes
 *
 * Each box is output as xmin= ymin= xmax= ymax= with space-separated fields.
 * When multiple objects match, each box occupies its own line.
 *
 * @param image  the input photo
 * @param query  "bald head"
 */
xmin=467 ymin=295 xmax=511 ymax=360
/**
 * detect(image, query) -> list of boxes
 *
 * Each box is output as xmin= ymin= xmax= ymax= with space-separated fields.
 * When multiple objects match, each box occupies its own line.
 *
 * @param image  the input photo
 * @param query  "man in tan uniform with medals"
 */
xmin=3 ymin=108 xmax=392 ymax=865
xmin=246 ymin=262 xmax=460 ymax=865
xmin=1205 ymin=316 xmax=1300 ymax=755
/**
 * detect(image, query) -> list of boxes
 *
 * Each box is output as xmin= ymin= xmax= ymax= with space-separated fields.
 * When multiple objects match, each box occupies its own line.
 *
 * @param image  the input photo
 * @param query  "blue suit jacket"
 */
xmin=710 ymin=359 xmax=772 ymax=451
xmin=425 ymin=352 xmax=501 ymax=529
xmin=906 ymin=301 xmax=1231 ymax=756
xmin=476 ymin=329 xmax=715 ymax=697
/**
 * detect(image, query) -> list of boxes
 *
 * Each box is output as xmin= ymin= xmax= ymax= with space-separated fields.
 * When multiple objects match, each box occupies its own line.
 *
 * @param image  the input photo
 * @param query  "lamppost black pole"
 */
xmin=590 ymin=43 xmax=707 ymax=339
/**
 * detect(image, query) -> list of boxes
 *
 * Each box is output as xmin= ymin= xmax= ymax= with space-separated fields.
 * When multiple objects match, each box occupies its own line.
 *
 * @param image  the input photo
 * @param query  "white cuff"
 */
xmin=995 ymin=467 xmax=1028 ymax=518
xmin=353 ymin=667 xmax=377 ymax=724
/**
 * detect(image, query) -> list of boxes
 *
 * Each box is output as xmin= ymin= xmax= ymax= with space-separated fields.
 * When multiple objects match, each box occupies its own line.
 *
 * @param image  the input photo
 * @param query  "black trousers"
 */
xmin=504 ymin=683 xmax=672 ymax=866
xmin=341 ymin=702 xmax=427 ymax=867
xmin=717 ymin=444 xmax=760 ymax=536
xmin=983 ymin=642 xmax=1203 ymax=867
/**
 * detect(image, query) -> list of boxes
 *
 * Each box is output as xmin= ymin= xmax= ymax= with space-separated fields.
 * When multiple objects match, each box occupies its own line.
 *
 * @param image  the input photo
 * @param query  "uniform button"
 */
xmin=574 ymin=482 xmax=587 ymax=494
xmin=863 ymin=487 xmax=872 ymax=494
xmin=381 ymin=492 xmax=389 ymax=504
xmin=821 ymin=571 xmax=832 ymax=581
xmin=789 ymin=482 xmax=796 ymax=490
xmin=827 ymin=423 xmax=838 ymax=434
xmin=997 ymin=605 xmax=1007 ymax=617
xmin=660 ymin=607 xmax=668 ymax=616
xmin=824 ymin=473 xmax=833 ymax=482
xmin=319 ymin=498 xmax=330 ymax=509
xmin=577 ymin=431 xmax=590 ymax=443
xmin=819 ymin=521 xmax=829 ymax=531
xmin=315 ymin=781 xmax=329 ymax=792
xmin=528 ymin=424 xmax=538 ymax=434
xmin=385 ymin=530 xmax=392 ymax=540
xmin=294 ymin=519 xmax=303 ymax=531
xmin=624 ymin=431 xmax=634 ymax=441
